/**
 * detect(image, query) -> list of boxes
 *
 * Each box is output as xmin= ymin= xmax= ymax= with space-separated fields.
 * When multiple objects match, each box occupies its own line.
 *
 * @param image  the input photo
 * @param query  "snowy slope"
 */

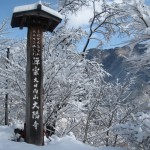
xmin=0 ymin=126 xmax=127 ymax=150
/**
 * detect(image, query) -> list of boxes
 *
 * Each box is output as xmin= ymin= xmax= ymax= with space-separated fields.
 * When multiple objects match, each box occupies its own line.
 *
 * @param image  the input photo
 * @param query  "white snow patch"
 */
xmin=0 ymin=126 xmax=127 ymax=150
xmin=13 ymin=2 xmax=62 ymax=19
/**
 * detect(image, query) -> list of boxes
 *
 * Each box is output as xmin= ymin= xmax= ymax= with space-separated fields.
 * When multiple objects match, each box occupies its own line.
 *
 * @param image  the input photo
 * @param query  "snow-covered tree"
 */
xmin=119 ymin=0 xmax=150 ymax=43
xmin=113 ymin=112 xmax=150 ymax=150
xmin=114 ymin=0 xmax=150 ymax=71
xmin=0 ymin=21 xmax=108 ymax=136
xmin=73 ymin=77 xmax=139 ymax=147
xmin=0 ymin=40 xmax=26 ymax=124
xmin=0 ymin=19 xmax=9 ymax=47
xmin=58 ymin=0 xmax=125 ymax=52
xmin=0 ymin=1 xmax=149 ymax=150
xmin=42 ymin=25 xmax=88 ymax=132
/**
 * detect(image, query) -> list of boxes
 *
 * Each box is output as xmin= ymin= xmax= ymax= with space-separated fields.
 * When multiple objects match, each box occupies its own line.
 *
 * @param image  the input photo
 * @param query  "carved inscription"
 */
xmin=31 ymin=28 xmax=42 ymax=130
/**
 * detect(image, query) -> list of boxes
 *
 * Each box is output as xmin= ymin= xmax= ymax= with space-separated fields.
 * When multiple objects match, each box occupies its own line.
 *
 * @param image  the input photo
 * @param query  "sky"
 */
xmin=0 ymin=0 xmax=150 ymax=49
xmin=0 ymin=0 xmax=59 ymax=40
xmin=0 ymin=0 xmax=124 ymax=49
xmin=0 ymin=0 xmax=34 ymax=39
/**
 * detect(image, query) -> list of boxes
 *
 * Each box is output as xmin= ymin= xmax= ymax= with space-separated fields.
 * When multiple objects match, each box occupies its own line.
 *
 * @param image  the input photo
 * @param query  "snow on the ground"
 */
xmin=0 ymin=126 xmax=127 ymax=150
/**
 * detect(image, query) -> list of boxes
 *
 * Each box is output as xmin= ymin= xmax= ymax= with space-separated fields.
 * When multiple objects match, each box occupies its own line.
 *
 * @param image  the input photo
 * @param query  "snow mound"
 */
xmin=0 ymin=126 xmax=127 ymax=150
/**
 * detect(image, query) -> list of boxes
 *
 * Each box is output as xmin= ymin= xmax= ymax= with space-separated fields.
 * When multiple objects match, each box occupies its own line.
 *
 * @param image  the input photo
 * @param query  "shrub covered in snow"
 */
xmin=113 ymin=112 xmax=150 ymax=150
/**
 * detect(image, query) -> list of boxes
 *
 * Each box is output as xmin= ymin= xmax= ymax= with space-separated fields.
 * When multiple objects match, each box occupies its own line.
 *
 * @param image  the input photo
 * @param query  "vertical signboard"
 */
xmin=26 ymin=26 xmax=43 ymax=145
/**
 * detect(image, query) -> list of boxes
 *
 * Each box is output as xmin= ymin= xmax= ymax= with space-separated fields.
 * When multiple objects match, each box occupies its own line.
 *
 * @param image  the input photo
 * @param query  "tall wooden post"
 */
xmin=11 ymin=2 xmax=62 ymax=146
xmin=5 ymin=47 xmax=10 ymax=125
xmin=26 ymin=26 xmax=43 ymax=145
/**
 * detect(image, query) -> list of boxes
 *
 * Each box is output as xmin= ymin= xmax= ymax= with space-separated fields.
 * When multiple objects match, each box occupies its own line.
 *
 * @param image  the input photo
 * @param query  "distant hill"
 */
xmin=86 ymin=44 xmax=150 ymax=99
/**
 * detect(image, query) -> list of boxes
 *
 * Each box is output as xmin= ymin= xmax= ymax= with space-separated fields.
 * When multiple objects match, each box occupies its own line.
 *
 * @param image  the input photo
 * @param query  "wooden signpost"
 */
xmin=11 ymin=2 xmax=62 ymax=145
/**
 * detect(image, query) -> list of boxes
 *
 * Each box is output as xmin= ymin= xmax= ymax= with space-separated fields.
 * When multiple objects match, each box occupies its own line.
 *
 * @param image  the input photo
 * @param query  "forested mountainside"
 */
xmin=86 ymin=44 xmax=150 ymax=99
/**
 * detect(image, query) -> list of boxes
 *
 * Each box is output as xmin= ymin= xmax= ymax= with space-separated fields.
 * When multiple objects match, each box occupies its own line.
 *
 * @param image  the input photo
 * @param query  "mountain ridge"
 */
xmin=86 ymin=44 xmax=150 ymax=99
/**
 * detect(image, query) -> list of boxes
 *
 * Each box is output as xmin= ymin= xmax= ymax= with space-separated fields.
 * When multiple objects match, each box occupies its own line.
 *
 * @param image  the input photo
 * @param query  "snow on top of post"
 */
xmin=13 ymin=1 xmax=62 ymax=19
xmin=42 ymin=4 xmax=62 ymax=19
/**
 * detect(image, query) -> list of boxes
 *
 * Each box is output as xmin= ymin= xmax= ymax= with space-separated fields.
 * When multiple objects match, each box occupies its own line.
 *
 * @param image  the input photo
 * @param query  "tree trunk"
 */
xmin=5 ymin=47 xmax=10 ymax=125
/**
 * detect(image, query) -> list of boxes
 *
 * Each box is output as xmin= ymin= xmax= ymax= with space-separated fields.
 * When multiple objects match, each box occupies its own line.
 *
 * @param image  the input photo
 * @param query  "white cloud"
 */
xmin=67 ymin=6 xmax=93 ymax=28
xmin=114 ymin=0 xmax=123 ymax=3
xmin=67 ymin=1 xmax=103 ymax=28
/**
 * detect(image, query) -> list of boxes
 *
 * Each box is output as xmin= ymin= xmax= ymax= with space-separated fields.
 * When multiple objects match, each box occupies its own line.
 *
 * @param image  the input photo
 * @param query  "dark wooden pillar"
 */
xmin=11 ymin=2 xmax=62 ymax=146
xmin=26 ymin=26 xmax=43 ymax=145
xmin=5 ymin=47 xmax=10 ymax=125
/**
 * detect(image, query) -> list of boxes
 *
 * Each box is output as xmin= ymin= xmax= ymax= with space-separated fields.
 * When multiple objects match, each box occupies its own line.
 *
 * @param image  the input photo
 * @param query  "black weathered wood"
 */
xmin=5 ymin=47 xmax=10 ymax=125
xmin=26 ymin=26 xmax=43 ymax=145
xmin=11 ymin=9 xmax=61 ymax=32
xmin=11 ymin=2 xmax=62 ymax=146
xmin=5 ymin=93 xmax=8 ymax=125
